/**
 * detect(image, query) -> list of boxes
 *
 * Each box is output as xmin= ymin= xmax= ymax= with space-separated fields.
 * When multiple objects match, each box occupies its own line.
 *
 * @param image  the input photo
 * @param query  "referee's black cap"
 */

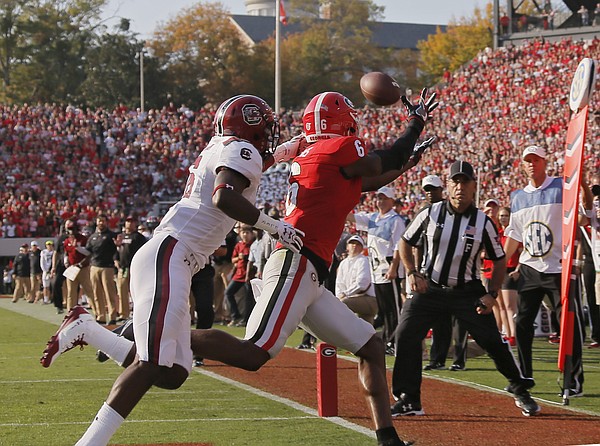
xmin=449 ymin=161 xmax=476 ymax=181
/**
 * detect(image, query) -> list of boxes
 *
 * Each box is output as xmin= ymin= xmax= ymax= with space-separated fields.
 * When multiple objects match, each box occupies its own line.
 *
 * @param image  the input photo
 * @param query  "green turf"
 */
xmin=0 ymin=307 xmax=598 ymax=446
xmin=389 ymin=337 xmax=600 ymax=415
xmin=0 ymin=309 xmax=374 ymax=446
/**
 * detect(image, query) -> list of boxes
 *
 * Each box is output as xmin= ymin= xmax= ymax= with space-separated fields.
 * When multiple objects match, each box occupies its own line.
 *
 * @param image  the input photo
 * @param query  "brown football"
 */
xmin=360 ymin=72 xmax=401 ymax=106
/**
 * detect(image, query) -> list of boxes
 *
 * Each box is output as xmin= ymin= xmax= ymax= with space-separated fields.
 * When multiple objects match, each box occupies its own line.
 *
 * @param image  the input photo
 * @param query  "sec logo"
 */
xmin=523 ymin=222 xmax=553 ymax=257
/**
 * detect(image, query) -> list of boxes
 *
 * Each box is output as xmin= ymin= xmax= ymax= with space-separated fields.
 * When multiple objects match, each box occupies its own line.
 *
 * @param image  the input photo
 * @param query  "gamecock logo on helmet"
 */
xmin=242 ymin=104 xmax=262 ymax=126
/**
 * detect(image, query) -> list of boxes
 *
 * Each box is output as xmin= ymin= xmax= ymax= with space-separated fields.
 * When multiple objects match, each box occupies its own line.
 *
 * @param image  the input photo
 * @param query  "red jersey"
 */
xmin=64 ymin=233 xmax=89 ymax=266
xmin=231 ymin=241 xmax=251 ymax=283
xmin=283 ymin=136 xmax=364 ymax=266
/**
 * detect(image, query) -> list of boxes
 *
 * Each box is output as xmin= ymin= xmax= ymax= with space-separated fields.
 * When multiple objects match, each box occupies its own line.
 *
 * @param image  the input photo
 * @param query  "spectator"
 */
xmin=348 ymin=186 xmax=405 ymax=355
xmin=29 ymin=240 xmax=43 ymax=303
xmin=224 ymin=224 xmax=255 ymax=327
xmin=40 ymin=240 xmax=55 ymax=305
xmin=11 ymin=244 xmax=31 ymax=303
xmin=87 ymin=214 xmax=119 ymax=324
xmin=63 ymin=221 xmax=95 ymax=316
xmin=114 ymin=215 xmax=147 ymax=321
xmin=335 ymin=234 xmax=378 ymax=324
xmin=503 ymin=145 xmax=585 ymax=398
xmin=498 ymin=206 xmax=520 ymax=346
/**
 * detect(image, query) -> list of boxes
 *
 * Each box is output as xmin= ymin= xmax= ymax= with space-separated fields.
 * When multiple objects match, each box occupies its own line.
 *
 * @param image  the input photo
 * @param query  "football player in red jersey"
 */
xmin=192 ymin=90 xmax=438 ymax=446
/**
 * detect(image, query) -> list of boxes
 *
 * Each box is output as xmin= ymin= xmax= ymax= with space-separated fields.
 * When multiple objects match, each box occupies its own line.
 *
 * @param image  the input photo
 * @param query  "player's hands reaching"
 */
xmin=401 ymin=88 xmax=438 ymax=123
xmin=398 ymin=136 xmax=436 ymax=174
xmin=274 ymin=221 xmax=305 ymax=254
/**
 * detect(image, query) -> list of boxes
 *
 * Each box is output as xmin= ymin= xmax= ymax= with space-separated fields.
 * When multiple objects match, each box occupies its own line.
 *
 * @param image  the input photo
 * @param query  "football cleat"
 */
xmin=514 ymin=390 xmax=541 ymax=416
xmin=40 ymin=306 xmax=94 ymax=368
xmin=391 ymin=394 xmax=425 ymax=417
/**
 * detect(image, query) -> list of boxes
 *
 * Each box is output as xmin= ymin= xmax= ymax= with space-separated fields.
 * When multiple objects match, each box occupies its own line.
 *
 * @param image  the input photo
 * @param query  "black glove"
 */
xmin=398 ymin=136 xmax=436 ymax=174
xmin=401 ymin=88 xmax=438 ymax=123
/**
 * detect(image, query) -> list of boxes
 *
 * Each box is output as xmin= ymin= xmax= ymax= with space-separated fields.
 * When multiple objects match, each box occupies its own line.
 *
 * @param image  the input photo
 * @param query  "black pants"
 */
xmin=191 ymin=265 xmax=215 ymax=330
xmin=429 ymin=314 xmax=468 ymax=367
xmin=52 ymin=264 xmax=66 ymax=310
xmin=392 ymin=281 xmax=527 ymax=401
xmin=225 ymin=280 xmax=246 ymax=321
xmin=581 ymin=261 xmax=600 ymax=343
xmin=374 ymin=281 xmax=401 ymax=345
xmin=516 ymin=265 xmax=584 ymax=390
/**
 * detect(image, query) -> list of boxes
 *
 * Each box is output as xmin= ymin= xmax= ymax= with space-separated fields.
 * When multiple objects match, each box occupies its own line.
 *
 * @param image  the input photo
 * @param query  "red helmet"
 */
xmin=213 ymin=95 xmax=279 ymax=155
xmin=302 ymin=92 xmax=359 ymax=143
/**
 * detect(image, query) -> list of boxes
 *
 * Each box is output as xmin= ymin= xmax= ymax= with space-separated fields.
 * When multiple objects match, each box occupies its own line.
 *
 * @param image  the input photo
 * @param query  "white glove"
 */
xmin=272 ymin=134 xmax=307 ymax=163
xmin=254 ymin=212 xmax=305 ymax=254
xmin=274 ymin=221 xmax=305 ymax=254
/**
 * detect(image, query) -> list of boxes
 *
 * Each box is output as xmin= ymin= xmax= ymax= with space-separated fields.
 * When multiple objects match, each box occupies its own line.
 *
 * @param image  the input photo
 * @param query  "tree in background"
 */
xmin=148 ymin=1 xmax=254 ymax=107
xmin=8 ymin=0 xmax=106 ymax=103
xmin=275 ymin=0 xmax=388 ymax=107
xmin=417 ymin=4 xmax=492 ymax=85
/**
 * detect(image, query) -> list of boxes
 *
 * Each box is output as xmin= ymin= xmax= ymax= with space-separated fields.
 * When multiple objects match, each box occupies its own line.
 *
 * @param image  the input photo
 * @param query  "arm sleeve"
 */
xmin=482 ymin=217 xmax=506 ymax=261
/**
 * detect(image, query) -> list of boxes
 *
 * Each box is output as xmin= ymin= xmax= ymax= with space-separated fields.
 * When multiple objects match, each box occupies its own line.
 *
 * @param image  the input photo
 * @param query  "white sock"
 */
xmin=75 ymin=402 xmax=124 ymax=446
xmin=87 ymin=324 xmax=134 ymax=366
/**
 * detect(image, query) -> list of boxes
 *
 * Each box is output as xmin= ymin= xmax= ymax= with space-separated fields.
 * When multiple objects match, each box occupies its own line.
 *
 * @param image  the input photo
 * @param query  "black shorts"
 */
xmin=501 ymin=267 xmax=518 ymax=291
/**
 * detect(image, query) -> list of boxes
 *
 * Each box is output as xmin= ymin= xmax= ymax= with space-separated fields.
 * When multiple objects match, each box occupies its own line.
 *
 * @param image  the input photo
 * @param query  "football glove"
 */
xmin=401 ymin=88 xmax=438 ymax=123
xmin=273 ymin=221 xmax=305 ymax=254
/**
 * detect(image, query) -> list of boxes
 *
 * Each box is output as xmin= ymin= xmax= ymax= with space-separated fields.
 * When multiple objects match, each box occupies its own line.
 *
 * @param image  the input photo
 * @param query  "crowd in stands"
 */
xmin=1 ymin=37 xmax=600 ymax=240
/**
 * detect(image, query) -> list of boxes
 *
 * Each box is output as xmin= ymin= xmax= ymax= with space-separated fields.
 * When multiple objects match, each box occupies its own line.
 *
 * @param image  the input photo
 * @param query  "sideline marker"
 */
xmin=316 ymin=343 xmax=338 ymax=417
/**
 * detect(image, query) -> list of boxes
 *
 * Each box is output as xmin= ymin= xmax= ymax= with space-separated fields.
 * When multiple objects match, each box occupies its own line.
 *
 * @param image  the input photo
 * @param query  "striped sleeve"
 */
xmin=402 ymin=205 xmax=430 ymax=246
xmin=482 ymin=216 xmax=505 ymax=261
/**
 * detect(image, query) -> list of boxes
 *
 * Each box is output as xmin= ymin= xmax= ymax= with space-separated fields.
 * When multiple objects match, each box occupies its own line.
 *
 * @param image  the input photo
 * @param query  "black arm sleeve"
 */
xmin=371 ymin=117 xmax=425 ymax=173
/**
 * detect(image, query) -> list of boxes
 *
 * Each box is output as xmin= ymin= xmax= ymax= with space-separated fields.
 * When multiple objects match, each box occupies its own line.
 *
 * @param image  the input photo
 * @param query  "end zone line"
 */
xmin=195 ymin=368 xmax=376 ymax=440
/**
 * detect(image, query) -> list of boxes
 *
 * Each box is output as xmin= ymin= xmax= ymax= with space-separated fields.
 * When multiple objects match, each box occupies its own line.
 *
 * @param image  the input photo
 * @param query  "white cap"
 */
xmin=376 ymin=186 xmax=395 ymax=199
xmin=421 ymin=175 xmax=443 ymax=189
xmin=484 ymin=198 xmax=499 ymax=207
xmin=522 ymin=145 xmax=546 ymax=159
xmin=30 ymin=240 xmax=39 ymax=247
xmin=347 ymin=235 xmax=365 ymax=247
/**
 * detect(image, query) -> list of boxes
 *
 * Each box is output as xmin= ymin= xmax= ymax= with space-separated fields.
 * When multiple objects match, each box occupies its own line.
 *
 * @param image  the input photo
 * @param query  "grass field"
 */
xmin=0 ymin=304 xmax=598 ymax=446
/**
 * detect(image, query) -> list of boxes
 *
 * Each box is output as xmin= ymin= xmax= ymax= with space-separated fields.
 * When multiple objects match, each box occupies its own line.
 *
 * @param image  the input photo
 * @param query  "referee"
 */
xmin=390 ymin=160 xmax=540 ymax=417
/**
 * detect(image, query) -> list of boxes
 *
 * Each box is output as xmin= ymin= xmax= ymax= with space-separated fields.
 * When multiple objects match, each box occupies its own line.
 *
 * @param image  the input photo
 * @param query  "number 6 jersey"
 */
xmin=283 ymin=135 xmax=365 ymax=266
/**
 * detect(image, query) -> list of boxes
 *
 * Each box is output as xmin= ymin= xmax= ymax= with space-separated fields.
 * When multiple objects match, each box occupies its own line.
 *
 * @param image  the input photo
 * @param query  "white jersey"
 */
xmin=504 ymin=176 xmax=563 ymax=273
xmin=354 ymin=210 xmax=405 ymax=284
xmin=154 ymin=136 xmax=263 ymax=268
xmin=40 ymin=248 xmax=54 ymax=273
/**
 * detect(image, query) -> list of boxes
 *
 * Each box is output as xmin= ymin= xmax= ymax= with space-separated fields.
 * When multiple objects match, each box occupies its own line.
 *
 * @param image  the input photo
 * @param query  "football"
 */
xmin=360 ymin=72 xmax=401 ymax=106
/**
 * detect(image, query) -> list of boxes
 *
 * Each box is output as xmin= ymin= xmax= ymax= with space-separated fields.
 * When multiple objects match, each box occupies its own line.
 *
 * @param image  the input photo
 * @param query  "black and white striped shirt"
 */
xmin=403 ymin=200 xmax=505 ymax=287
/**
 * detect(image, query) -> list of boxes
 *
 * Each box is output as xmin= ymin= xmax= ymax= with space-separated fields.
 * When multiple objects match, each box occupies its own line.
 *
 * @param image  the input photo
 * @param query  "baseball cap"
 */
xmin=20 ymin=243 xmax=28 ymax=248
xmin=449 ymin=161 xmax=476 ymax=181
xmin=347 ymin=235 xmax=365 ymax=247
xmin=522 ymin=145 xmax=546 ymax=159
xmin=376 ymin=186 xmax=395 ymax=199
xmin=484 ymin=198 xmax=499 ymax=207
xmin=125 ymin=215 xmax=136 ymax=221
xmin=45 ymin=240 xmax=54 ymax=246
xmin=30 ymin=241 xmax=39 ymax=247
xmin=421 ymin=175 xmax=443 ymax=189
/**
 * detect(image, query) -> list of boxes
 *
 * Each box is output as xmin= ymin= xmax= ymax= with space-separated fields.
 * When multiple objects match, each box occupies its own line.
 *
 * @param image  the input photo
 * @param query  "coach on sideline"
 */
xmin=390 ymin=160 xmax=540 ymax=417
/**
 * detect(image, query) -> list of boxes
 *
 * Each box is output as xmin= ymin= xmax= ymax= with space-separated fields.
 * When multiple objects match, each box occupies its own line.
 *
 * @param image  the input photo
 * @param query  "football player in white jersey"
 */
xmin=40 ymin=95 xmax=304 ymax=446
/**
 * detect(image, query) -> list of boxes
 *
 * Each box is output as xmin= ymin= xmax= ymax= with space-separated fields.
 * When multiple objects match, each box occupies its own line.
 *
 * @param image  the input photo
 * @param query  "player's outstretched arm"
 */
xmin=342 ymin=88 xmax=438 ymax=190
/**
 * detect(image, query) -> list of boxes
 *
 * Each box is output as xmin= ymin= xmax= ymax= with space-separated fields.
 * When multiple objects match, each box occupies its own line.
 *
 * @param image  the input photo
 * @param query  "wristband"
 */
xmin=254 ymin=212 xmax=281 ymax=235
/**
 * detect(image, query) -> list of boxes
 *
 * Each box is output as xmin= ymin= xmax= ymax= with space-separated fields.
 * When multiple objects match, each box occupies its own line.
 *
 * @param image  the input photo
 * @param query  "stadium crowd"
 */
xmin=1 ymin=36 xmax=600 ymax=240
